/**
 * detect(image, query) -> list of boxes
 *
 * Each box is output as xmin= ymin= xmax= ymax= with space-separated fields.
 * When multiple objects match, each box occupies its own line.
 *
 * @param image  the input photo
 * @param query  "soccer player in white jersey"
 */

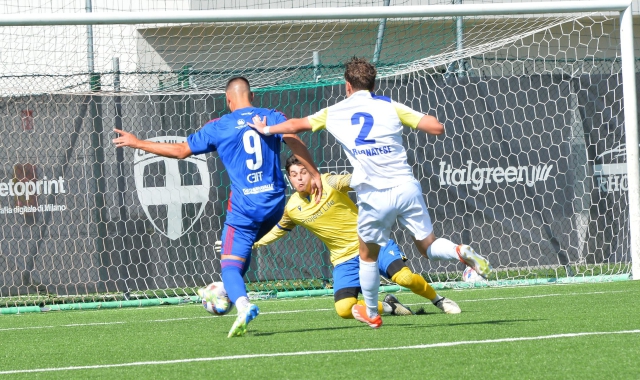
xmin=249 ymin=57 xmax=492 ymax=329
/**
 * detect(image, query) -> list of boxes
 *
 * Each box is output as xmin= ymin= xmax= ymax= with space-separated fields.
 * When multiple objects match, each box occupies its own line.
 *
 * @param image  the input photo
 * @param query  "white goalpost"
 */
xmin=0 ymin=0 xmax=637 ymax=311
xmin=618 ymin=2 xmax=640 ymax=281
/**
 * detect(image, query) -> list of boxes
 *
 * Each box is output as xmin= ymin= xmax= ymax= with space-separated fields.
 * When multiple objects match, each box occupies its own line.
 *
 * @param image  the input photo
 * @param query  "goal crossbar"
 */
xmin=0 ymin=1 xmax=632 ymax=26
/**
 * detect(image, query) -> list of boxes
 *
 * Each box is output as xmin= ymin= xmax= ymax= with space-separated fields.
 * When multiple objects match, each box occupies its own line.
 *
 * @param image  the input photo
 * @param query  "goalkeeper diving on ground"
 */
xmin=213 ymin=155 xmax=465 ymax=318
xmin=249 ymin=57 xmax=492 ymax=329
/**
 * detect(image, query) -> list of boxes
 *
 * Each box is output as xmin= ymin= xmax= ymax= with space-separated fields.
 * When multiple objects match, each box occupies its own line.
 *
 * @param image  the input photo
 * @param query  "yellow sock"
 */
xmin=335 ymin=298 xmax=384 ymax=319
xmin=391 ymin=266 xmax=437 ymax=301
xmin=334 ymin=297 xmax=357 ymax=319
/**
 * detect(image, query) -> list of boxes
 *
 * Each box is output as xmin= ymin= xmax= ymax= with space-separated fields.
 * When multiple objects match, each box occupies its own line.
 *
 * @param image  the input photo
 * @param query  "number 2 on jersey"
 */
xmin=352 ymin=112 xmax=376 ymax=146
xmin=243 ymin=130 xmax=263 ymax=170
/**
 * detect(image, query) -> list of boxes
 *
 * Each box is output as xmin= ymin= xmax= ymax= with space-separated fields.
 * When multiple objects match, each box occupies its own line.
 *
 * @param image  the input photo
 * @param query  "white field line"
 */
xmin=450 ymin=290 xmax=629 ymax=303
xmin=0 ymin=290 xmax=631 ymax=333
xmin=1 ymin=329 xmax=639 ymax=375
xmin=0 ymin=309 xmax=335 ymax=332
xmin=0 ymin=321 xmax=126 ymax=332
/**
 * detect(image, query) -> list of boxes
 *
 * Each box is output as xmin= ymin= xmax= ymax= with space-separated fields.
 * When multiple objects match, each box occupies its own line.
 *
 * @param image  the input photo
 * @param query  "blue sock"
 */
xmin=221 ymin=265 xmax=247 ymax=304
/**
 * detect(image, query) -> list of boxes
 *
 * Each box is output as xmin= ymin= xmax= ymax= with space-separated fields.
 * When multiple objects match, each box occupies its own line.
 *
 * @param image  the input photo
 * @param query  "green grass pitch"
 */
xmin=1 ymin=281 xmax=639 ymax=379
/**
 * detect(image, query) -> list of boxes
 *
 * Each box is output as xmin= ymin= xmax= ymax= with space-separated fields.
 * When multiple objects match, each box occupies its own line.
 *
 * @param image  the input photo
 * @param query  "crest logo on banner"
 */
xmin=133 ymin=136 xmax=210 ymax=239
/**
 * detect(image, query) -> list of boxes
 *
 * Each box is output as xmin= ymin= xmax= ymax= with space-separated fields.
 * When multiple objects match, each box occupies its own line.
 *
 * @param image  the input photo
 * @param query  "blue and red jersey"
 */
xmin=187 ymin=106 xmax=288 ymax=220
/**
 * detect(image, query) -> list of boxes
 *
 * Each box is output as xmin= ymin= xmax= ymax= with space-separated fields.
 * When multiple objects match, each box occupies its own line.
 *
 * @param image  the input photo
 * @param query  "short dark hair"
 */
xmin=225 ymin=76 xmax=251 ymax=92
xmin=285 ymin=155 xmax=303 ymax=174
xmin=344 ymin=57 xmax=377 ymax=91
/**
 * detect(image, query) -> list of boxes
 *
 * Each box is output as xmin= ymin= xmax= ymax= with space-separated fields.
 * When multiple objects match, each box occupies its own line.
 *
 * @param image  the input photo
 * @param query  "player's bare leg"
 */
xmin=352 ymin=237 xmax=383 ymax=328
xmin=409 ymin=233 xmax=488 ymax=312
xmin=412 ymin=233 xmax=436 ymax=258
xmin=413 ymin=233 xmax=491 ymax=278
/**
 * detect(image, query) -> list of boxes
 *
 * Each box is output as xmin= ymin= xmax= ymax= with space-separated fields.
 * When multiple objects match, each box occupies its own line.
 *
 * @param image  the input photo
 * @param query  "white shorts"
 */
xmin=356 ymin=180 xmax=433 ymax=246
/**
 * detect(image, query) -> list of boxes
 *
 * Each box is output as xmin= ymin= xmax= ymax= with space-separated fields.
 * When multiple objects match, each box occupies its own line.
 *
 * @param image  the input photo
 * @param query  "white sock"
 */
xmin=426 ymin=238 xmax=459 ymax=261
xmin=359 ymin=258 xmax=380 ymax=318
xmin=235 ymin=296 xmax=250 ymax=311
xmin=432 ymin=294 xmax=443 ymax=304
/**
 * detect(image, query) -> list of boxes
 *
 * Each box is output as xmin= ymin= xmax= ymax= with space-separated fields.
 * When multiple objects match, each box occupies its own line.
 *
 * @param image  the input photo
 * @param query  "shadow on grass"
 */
xmin=251 ymin=325 xmax=366 ymax=337
xmin=251 ymin=318 xmax=543 ymax=337
xmin=394 ymin=318 xmax=544 ymax=329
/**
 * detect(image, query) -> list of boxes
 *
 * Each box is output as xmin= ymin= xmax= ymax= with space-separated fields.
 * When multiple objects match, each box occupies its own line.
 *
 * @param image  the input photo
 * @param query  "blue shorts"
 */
xmin=220 ymin=200 xmax=284 ymax=276
xmin=332 ymin=239 xmax=406 ymax=300
xmin=378 ymin=239 xmax=406 ymax=277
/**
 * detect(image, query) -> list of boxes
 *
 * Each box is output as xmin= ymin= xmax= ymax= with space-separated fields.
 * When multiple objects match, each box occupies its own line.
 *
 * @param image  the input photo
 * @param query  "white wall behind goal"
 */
xmin=1 ymin=0 xmax=639 ymax=95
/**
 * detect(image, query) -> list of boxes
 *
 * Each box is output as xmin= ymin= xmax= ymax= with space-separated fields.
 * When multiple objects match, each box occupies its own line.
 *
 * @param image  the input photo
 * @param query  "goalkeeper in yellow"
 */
xmin=252 ymin=155 xmax=461 ymax=319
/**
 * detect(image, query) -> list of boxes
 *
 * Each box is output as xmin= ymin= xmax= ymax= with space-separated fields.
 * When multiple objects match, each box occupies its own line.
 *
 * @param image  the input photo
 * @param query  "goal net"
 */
xmin=0 ymin=0 xmax=637 ymax=310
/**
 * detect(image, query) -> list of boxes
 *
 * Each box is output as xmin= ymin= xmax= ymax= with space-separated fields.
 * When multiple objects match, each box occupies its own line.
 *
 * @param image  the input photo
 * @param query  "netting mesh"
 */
xmin=0 ymin=1 xmax=634 ymax=307
xmin=2 ymin=2 xmax=618 ymax=95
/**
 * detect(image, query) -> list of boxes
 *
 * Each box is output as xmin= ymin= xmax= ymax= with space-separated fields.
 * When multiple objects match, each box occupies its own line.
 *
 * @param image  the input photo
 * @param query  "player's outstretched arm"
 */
xmin=282 ymin=134 xmax=323 ymax=203
xmin=393 ymin=102 xmax=444 ymax=135
xmin=415 ymin=115 xmax=444 ymax=135
xmin=253 ymin=213 xmax=295 ymax=249
xmin=249 ymin=116 xmax=312 ymax=135
xmin=214 ymin=210 xmax=295 ymax=253
xmin=113 ymin=128 xmax=192 ymax=159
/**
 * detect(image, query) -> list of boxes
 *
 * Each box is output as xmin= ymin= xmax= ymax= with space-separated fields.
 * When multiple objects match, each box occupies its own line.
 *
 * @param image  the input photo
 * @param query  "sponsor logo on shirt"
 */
xmin=301 ymin=199 xmax=335 ymax=224
xmin=246 ymin=171 xmax=263 ymax=183
xmin=243 ymin=184 xmax=274 ymax=195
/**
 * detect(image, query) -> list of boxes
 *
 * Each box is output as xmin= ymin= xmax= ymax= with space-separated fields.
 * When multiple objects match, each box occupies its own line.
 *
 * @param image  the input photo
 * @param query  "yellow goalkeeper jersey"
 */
xmin=253 ymin=173 xmax=359 ymax=266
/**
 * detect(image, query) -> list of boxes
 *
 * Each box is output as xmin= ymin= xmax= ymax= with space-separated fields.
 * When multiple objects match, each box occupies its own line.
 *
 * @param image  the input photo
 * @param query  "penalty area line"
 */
xmin=1 ymin=329 xmax=639 ymax=375
xmin=0 ymin=289 xmax=630 ymax=333
xmin=0 ymin=309 xmax=336 ymax=333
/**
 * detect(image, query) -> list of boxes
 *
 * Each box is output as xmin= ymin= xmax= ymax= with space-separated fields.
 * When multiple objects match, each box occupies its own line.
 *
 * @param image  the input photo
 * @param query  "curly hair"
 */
xmin=344 ymin=56 xmax=377 ymax=91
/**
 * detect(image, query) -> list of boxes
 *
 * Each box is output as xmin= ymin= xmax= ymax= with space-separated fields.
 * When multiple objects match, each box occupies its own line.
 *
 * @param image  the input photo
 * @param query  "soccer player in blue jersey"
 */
xmin=113 ymin=77 xmax=322 ymax=337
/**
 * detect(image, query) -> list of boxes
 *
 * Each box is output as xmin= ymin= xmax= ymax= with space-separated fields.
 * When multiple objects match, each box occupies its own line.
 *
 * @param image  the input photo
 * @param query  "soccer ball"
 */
xmin=462 ymin=267 xmax=485 ymax=283
xmin=200 ymin=282 xmax=233 ymax=315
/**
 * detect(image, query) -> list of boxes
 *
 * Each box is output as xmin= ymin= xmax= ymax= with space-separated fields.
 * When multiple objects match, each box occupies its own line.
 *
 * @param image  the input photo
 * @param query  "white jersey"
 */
xmin=308 ymin=90 xmax=424 ymax=191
